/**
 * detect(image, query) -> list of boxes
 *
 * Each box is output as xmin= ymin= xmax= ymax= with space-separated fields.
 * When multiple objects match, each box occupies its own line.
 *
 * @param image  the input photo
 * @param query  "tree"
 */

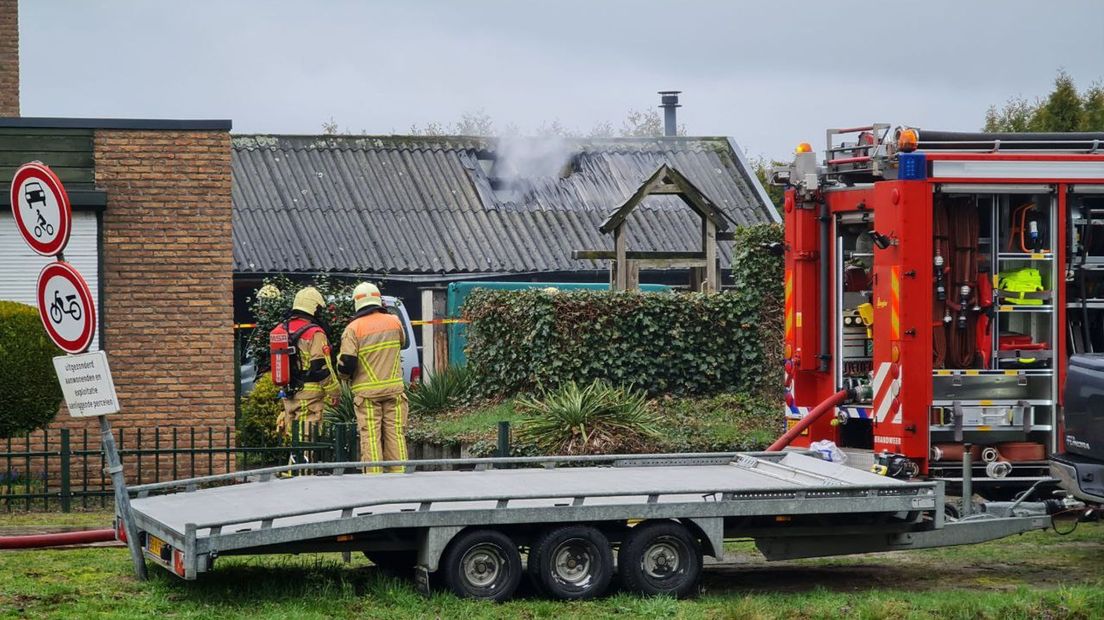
xmin=984 ymin=96 xmax=1035 ymax=132
xmin=748 ymin=155 xmax=785 ymax=212
xmin=984 ymin=70 xmax=1103 ymax=132
xmin=1081 ymin=84 xmax=1104 ymax=131
xmin=1032 ymin=70 xmax=1083 ymax=131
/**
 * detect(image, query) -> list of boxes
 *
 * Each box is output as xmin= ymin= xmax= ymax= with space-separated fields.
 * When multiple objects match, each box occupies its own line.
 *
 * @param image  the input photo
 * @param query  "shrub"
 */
xmin=237 ymin=374 xmax=285 ymax=449
xmin=0 ymin=301 xmax=62 ymax=437
xmin=462 ymin=223 xmax=784 ymax=400
xmin=323 ymin=383 xmax=357 ymax=426
xmin=464 ymin=289 xmax=772 ymax=398
xmin=730 ymin=223 xmax=784 ymax=377
xmin=407 ymin=365 xmax=475 ymax=416
xmin=515 ymin=380 xmax=659 ymax=455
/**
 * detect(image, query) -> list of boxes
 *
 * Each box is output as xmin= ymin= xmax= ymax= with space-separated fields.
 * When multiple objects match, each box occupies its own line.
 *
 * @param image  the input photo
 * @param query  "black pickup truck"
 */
xmin=1052 ymin=355 xmax=1104 ymax=505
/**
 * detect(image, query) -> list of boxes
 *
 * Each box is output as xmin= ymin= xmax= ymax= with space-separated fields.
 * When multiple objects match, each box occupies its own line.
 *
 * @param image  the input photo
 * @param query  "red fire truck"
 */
xmin=774 ymin=126 xmax=1104 ymax=497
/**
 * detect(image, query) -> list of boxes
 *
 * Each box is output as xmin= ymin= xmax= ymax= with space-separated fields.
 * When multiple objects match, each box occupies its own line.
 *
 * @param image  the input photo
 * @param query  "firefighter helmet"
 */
xmin=353 ymin=282 xmax=382 ymax=311
xmin=292 ymin=286 xmax=326 ymax=316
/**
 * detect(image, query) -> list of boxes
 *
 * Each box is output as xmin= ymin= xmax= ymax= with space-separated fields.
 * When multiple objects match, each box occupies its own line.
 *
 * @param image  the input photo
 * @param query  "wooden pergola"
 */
xmin=572 ymin=164 xmax=733 ymax=292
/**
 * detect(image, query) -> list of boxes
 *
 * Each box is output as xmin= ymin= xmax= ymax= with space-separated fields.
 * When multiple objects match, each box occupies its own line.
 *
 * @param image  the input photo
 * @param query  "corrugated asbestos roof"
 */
xmin=232 ymin=135 xmax=778 ymax=275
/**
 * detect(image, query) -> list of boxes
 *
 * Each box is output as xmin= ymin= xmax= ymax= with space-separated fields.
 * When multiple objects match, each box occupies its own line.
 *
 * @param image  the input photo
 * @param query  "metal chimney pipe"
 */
xmin=658 ymin=90 xmax=681 ymax=137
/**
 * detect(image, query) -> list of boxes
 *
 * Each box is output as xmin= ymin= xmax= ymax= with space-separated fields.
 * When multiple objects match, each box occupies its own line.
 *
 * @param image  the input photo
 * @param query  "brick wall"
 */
xmin=0 ymin=0 xmax=18 ymax=116
xmin=44 ymin=129 xmax=235 ymax=480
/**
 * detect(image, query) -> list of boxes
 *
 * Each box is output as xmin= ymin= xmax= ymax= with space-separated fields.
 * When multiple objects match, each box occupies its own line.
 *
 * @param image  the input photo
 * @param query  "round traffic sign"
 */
xmin=36 ymin=261 xmax=96 ymax=354
xmin=10 ymin=162 xmax=72 ymax=257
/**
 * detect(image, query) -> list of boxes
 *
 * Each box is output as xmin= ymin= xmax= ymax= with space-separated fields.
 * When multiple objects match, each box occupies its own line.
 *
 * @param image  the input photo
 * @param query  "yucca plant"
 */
xmin=515 ymin=380 xmax=660 ymax=455
xmin=323 ymin=383 xmax=357 ymax=425
xmin=407 ymin=364 xmax=475 ymax=416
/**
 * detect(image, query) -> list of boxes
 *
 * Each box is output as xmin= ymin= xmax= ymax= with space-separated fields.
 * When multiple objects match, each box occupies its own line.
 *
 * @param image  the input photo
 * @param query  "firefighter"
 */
xmin=277 ymin=286 xmax=339 ymax=440
xmin=337 ymin=282 xmax=408 ymax=474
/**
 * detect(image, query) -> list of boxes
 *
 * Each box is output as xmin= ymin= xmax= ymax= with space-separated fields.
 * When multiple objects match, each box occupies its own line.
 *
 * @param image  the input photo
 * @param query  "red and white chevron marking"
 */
xmin=871 ymin=362 xmax=902 ymax=424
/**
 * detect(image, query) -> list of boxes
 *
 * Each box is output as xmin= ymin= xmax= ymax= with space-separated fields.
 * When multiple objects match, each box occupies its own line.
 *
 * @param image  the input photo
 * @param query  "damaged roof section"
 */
xmin=231 ymin=134 xmax=778 ymax=275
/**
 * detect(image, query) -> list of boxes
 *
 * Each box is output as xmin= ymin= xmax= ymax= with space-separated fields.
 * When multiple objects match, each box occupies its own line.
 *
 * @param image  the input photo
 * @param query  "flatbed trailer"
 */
xmin=123 ymin=451 xmax=1072 ymax=601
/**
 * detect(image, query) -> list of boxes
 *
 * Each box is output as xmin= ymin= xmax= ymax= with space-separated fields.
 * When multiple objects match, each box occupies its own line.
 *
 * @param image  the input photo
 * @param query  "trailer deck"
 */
xmin=123 ymin=451 xmax=1067 ymax=600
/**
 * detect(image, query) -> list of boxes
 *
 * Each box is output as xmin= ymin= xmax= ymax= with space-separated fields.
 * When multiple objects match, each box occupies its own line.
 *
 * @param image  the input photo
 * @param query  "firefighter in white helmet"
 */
xmin=275 ymin=286 xmax=339 ymax=439
xmin=337 ymin=282 xmax=408 ymax=473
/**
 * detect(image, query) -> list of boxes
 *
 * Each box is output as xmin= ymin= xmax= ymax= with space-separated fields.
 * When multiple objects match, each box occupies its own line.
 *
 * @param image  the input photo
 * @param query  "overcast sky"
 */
xmin=18 ymin=1 xmax=1104 ymax=160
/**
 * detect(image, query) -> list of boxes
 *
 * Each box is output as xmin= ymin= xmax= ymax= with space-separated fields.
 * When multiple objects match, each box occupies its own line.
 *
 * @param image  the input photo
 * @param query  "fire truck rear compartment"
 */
xmin=925 ymin=189 xmax=1057 ymax=487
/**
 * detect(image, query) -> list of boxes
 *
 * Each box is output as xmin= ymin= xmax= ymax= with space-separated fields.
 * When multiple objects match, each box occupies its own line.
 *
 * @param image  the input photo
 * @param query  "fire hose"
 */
xmin=0 ymin=528 xmax=116 ymax=549
xmin=933 ymin=198 xmax=981 ymax=369
xmin=768 ymin=389 xmax=849 ymax=452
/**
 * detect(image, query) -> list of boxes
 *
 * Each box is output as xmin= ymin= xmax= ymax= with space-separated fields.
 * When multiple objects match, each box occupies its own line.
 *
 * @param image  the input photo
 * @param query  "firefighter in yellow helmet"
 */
xmin=276 ymin=286 xmax=340 ymax=442
xmin=337 ymin=282 xmax=408 ymax=473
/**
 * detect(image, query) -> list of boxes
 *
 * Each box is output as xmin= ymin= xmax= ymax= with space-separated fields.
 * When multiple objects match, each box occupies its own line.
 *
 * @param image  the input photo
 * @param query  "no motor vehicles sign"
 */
xmin=9 ymin=161 xmax=73 ymax=257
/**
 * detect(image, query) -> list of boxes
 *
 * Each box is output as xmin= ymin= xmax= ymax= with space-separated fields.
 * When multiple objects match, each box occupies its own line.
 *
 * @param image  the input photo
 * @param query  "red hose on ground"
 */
xmin=0 ymin=528 xmax=116 ymax=549
xmin=768 ymin=389 xmax=849 ymax=452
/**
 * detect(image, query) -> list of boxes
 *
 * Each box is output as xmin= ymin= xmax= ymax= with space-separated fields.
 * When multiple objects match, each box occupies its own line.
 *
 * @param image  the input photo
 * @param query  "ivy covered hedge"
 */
xmin=0 ymin=301 xmax=63 ymax=437
xmin=463 ymin=222 xmax=783 ymax=398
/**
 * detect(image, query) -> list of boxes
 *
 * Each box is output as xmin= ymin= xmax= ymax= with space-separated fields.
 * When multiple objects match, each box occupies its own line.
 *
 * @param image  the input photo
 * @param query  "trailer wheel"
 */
xmin=618 ymin=521 xmax=702 ymax=598
xmin=527 ymin=525 xmax=613 ymax=600
xmin=441 ymin=529 xmax=521 ymax=602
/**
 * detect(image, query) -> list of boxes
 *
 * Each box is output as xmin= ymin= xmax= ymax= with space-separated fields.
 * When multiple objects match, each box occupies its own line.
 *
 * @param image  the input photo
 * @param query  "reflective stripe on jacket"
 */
xmin=340 ymin=310 xmax=405 ymax=398
xmin=287 ymin=317 xmax=339 ymax=399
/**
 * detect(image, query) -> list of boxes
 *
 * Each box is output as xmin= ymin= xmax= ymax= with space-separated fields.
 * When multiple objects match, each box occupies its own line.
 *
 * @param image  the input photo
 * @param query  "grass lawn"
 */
xmin=1 ymin=512 xmax=1101 ymax=619
xmin=407 ymin=393 xmax=782 ymax=456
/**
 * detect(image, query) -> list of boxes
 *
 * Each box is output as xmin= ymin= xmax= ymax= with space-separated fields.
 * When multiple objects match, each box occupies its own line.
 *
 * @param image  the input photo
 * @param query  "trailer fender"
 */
xmin=416 ymin=526 xmax=465 ymax=572
xmin=684 ymin=517 xmax=724 ymax=561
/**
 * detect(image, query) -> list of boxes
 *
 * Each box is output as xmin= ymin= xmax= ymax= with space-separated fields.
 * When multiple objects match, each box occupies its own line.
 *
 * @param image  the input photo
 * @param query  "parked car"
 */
xmin=383 ymin=295 xmax=421 ymax=386
xmin=238 ymin=294 xmax=420 ymax=397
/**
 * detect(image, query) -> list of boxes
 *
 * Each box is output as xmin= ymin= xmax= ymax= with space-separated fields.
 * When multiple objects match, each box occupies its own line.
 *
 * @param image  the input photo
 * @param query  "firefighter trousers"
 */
xmin=281 ymin=392 xmax=325 ymax=441
xmin=354 ymin=392 xmax=408 ymax=474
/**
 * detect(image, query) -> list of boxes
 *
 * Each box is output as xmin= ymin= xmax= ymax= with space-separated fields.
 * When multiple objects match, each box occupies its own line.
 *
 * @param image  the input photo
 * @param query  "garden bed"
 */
xmin=406 ymin=392 xmax=782 ymax=458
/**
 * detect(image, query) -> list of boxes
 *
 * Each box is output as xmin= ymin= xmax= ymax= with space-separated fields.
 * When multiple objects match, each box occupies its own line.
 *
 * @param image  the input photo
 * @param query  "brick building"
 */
xmin=0 ymin=0 xmax=236 ymax=483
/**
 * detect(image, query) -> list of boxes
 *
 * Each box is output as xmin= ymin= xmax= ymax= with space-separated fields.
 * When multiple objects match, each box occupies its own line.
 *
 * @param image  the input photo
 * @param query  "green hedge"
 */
xmin=463 ymin=224 xmax=783 ymax=399
xmin=0 ymin=301 xmax=63 ymax=437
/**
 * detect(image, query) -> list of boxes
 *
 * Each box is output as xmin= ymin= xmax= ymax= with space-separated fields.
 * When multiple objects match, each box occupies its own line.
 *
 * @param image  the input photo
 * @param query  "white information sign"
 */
xmin=52 ymin=350 xmax=120 ymax=417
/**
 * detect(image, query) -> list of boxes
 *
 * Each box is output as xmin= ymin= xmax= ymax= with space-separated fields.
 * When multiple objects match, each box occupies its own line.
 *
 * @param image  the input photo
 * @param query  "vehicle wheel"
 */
xmin=618 ymin=521 xmax=702 ymax=598
xmin=527 ymin=525 xmax=613 ymax=600
xmin=944 ymin=502 xmax=961 ymax=520
xmin=441 ymin=529 xmax=522 ymax=602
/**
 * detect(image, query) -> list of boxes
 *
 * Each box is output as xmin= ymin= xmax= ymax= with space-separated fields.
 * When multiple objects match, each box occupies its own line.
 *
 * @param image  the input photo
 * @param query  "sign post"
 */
xmin=11 ymin=161 xmax=146 ymax=580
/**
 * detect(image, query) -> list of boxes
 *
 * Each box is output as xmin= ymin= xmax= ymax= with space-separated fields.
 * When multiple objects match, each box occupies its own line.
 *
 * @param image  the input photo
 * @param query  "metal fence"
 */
xmin=0 ymin=423 xmax=358 ymax=512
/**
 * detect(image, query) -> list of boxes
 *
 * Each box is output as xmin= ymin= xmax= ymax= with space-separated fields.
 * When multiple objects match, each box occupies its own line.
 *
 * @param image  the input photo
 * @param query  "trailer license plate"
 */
xmin=147 ymin=534 xmax=165 ymax=557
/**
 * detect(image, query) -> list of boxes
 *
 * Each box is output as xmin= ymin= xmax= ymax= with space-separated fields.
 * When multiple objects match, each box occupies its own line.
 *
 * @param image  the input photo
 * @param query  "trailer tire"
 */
xmin=527 ymin=525 xmax=613 ymax=600
xmin=618 ymin=521 xmax=701 ymax=598
xmin=441 ymin=529 xmax=522 ymax=602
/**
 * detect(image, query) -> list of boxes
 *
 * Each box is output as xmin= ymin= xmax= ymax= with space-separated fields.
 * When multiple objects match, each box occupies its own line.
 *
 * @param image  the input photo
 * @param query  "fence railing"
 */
xmin=0 ymin=423 xmax=358 ymax=512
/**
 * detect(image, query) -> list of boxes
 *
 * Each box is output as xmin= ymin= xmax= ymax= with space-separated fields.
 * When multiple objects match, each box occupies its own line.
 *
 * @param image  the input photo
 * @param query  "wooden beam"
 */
xmin=614 ymin=227 xmax=628 ymax=290
xmin=704 ymin=219 xmax=718 ymax=293
xmin=649 ymin=183 xmax=683 ymax=194
xmin=635 ymin=259 xmax=708 ymax=269
xmin=716 ymin=231 xmax=736 ymax=241
xmin=598 ymin=164 xmax=671 ymax=234
xmin=573 ymin=250 xmax=706 ymax=260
